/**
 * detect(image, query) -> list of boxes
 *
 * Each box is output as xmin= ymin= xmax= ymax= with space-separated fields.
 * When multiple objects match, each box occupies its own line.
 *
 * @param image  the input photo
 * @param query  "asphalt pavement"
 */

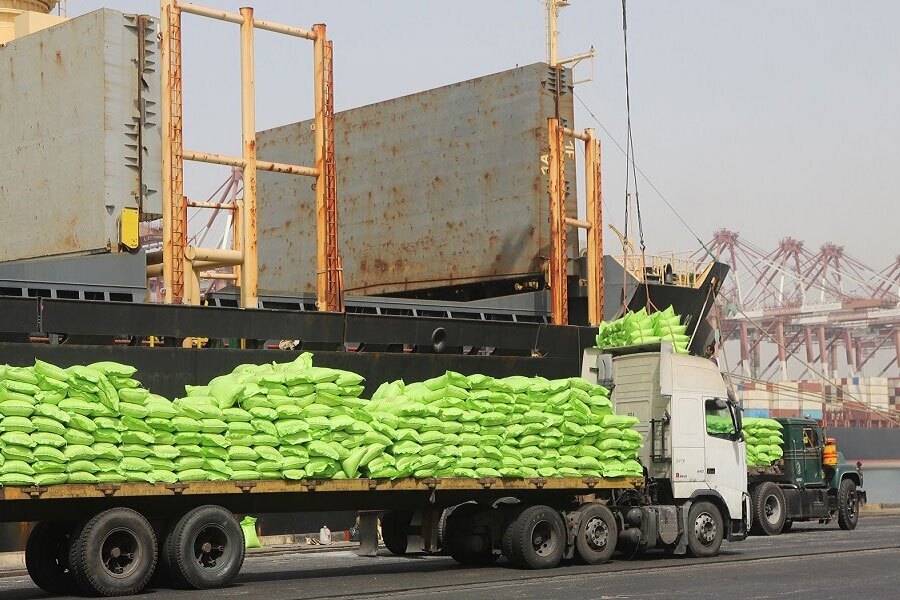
xmin=1 ymin=515 xmax=898 ymax=600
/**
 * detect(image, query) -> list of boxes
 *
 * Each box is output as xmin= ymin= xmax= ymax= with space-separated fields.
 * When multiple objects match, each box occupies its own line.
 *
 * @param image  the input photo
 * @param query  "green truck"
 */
xmin=747 ymin=417 xmax=866 ymax=535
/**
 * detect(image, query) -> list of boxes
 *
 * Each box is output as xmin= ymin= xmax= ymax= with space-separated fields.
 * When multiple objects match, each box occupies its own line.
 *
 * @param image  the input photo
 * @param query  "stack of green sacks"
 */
xmin=742 ymin=418 xmax=785 ymax=467
xmin=360 ymin=373 xmax=644 ymax=479
xmin=176 ymin=353 xmax=369 ymax=482
xmin=595 ymin=306 xmax=691 ymax=354
xmin=0 ymin=360 xmax=175 ymax=486
xmin=1 ymin=356 xmax=647 ymax=486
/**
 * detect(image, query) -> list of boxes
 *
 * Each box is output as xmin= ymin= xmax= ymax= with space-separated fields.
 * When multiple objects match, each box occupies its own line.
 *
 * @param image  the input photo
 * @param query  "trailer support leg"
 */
xmin=357 ymin=511 xmax=379 ymax=557
xmin=421 ymin=506 xmax=442 ymax=554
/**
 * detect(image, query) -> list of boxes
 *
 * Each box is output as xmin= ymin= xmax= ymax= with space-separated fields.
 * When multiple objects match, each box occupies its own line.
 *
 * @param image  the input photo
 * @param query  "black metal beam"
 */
xmin=39 ymin=299 xmax=345 ymax=344
xmin=0 ymin=297 xmax=38 ymax=333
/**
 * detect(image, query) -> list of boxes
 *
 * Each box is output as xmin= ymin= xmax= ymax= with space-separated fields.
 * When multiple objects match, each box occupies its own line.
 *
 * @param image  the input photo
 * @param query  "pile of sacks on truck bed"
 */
xmin=742 ymin=418 xmax=785 ymax=467
xmin=0 ymin=355 xmax=644 ymax=486
xmin=595 ymin=306 xmax=691 ymax=354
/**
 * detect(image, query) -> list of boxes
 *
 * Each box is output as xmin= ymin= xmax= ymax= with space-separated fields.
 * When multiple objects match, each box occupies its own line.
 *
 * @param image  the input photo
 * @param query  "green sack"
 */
xmin=151 ymin=470 xmax=178 ymax=484
xmin=145 ymin=400 xmax=178 ymax=419
xmin=121 ymin=431 xmax=154 ymax=445
xmin=240 ymin=516 xmax=261 ymax=548
xmin=2 ymin=444 xmax=33 ymax=461
xmin=174 ymin=398 xmax=224 ymax=420
xmin=172 ymin=417 xmax=202 ymax=433
xmin=92 ymin=443 xmax=124 ymax=460
xmin=119 ymin=402 xmax=149 ymax=419
xmin=63 ymin=429 xmax=95 ymax=446
xmin=33 ymin=360 xmax=71 ymax=383
xmin=0 ymin=472 xmax=36 ymax=486
xmin=602 ymin=414 xmax=640 ymax=429
xmin=2 ymin=415 xmax=36 ymax=433
xmin=1 ymin=430 xmax=36 ymax=448
xmin=121 ymin=444 xmax=152 ymax=458
xmin=176 ymin=469 xmax=211 ymax=482
xmin=0 ymin=399 xmax=35 ymax=417
xmin=87 ymin=361 xmax=137 ymax=378
xmin=33 ymin=445 xmax=66 ymax=463
xmin=59 ymin=399 xmax=100 ymax=417
xmin=0 ymin=460 xmax=36 ymax=476
xmin=118 ymin=388 xmax=149 ymax=405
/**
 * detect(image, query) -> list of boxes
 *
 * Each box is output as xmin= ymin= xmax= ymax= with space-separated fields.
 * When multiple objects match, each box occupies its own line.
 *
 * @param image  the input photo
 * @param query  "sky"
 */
xmin=70 ymin=0 xmax=900 ymax=271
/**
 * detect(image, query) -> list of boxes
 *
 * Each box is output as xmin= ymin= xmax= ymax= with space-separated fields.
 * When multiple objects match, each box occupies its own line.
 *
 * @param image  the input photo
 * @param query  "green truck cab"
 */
xmin=746 ymin=417 xmax=866 ymax=536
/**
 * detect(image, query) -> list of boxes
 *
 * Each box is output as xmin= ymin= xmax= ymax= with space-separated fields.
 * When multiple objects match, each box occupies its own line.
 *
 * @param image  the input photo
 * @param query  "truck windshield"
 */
xmin=705 ymin=398 xmax=737 ymax=439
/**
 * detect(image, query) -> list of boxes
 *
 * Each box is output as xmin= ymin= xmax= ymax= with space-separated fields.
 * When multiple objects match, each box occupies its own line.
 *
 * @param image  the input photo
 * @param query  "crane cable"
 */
xmin=573 ymin=16 xmax=888 ymax=419
xmin=620 ymin=0 xmax=652 ymax=312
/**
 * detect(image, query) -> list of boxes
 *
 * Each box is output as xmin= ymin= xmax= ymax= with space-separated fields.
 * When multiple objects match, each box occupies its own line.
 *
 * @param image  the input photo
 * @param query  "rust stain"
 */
xmin=54 ymin=49 xmax=62 ymax=65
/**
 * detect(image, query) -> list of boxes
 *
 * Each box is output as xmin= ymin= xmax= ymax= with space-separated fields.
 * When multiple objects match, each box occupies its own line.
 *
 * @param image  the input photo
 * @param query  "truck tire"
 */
xmin=162 ymin=505 xmax=245 ymax=590
xmin=504 ymin=505 xmax=565 ymax=569
xmin=445 ymin=505 xmax=499 ymax=566
xmin=837 ymin=479 xmax=860 ymax=530
xmin=750 ymin=482 xmax=786 ymax=536
xmin=68 ymin=508 xmax=158 ymax=597
xmin=781 ymin=519 xmax=793 ymax=533
xmin=381 ymin=511 xmax=411 ymax=556
xmin=25 ymin=521 xmax=76 ymax=595
xmin=573 ymin=504 xmax=617 ymax=565
xmin=686 ymin=501 xmax=724 ymax=558
xmin=500 ymin=503 xmax=527 ymax=562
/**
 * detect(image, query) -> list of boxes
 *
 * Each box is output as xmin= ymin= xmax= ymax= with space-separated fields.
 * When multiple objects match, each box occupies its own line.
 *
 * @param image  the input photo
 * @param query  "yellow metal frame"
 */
xmin=157 ymin=1 xmax=343 ymax=310
xmin=548 ymin=118 xmax=603 ymax=326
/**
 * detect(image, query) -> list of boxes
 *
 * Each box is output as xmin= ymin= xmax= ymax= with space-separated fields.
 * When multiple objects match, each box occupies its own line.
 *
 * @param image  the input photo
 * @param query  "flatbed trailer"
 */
xmin=0 ymin=337 xmax=749 ymax=597
xmin=0 ymin=477 xmax=643 ymax=522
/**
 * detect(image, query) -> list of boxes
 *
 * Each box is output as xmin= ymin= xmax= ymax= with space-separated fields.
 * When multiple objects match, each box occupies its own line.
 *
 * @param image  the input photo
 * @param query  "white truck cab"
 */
xmin=582 ymin=342 xmax=750 ymax=554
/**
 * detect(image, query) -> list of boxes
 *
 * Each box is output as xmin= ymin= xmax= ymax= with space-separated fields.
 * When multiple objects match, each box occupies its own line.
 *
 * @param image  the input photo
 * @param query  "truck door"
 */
xmin=801 ymin=427 xmax=826 ymax=486
xmin=703 ymin=398 xmax=746 ymax=498
xmin=671 ymin=396 xmax=706 ymax=484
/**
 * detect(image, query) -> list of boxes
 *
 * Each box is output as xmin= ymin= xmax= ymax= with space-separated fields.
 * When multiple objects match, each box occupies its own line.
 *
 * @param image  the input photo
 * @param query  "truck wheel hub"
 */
xmin=764 ymin=495 xmax=782 ymax=523
xmin=531 ymin=521 xmax=556 ymax=557
xmin=693 ymin=513 xmax=717 ymax=545
xmin=584 ymin=516 xmax=609 ymax=549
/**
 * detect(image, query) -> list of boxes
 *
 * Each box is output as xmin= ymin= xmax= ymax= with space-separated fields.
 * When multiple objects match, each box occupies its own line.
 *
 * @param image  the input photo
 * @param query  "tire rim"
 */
xmin=583 ymin=516 xmax=609 ymax=551
xmin=530 ymin=521 xmax=557 ymax=557
xmin=693 ymin=512 xmax=717 ymax=546
xmin=847 ymin=491 xmax=858 ymax=521
xmin=99 ymin=528 xmax=141 ymax=579
xmin=194 ymin=525 xmax=230 ymax=571
xmin=764 ymin=495 xmax=782 ymax=525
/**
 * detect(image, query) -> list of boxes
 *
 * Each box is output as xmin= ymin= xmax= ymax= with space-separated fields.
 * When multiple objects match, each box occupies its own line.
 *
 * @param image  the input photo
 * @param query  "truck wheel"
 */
xmin=781 ymin=519 xmax=793 ymax=533
xmin=686 ymin=501 xmax=724 ymax=558
xmin=445 ymin=504 xmax=499 ymax=566
xmin=162 ymin=505 xmax=245 ymax=590
xmin=750 ymin=482 xmax=786 ymax=536
xmin=68 ymin=508 xmax=158 ymax=597
xmin=505 ymin=505 xmax=565 ymax=569
xmin=573 ymin=504 xmax=618 ymax=565
xmin=837 ymin=479 xmax=860 ymax=530
xmin=25 ymin=521 xmax=76 ymax=595
xmin=381 ymin=511 xmax=411 ymax=556
xmin=500 ymin=504 xmax=526 ymax=562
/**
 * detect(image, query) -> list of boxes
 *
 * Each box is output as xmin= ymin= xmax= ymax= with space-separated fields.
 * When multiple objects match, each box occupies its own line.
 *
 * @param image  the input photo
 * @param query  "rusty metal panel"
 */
xmin=257 ymin=63 xmax=576 ymax=296
xmin=0 ymin=9 xmax=161 ymax=263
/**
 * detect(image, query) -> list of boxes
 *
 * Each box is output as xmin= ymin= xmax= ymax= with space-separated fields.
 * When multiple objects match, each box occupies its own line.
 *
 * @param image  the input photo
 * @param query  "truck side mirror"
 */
xmin=728 ymin=399 xmax=743 ymax=441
